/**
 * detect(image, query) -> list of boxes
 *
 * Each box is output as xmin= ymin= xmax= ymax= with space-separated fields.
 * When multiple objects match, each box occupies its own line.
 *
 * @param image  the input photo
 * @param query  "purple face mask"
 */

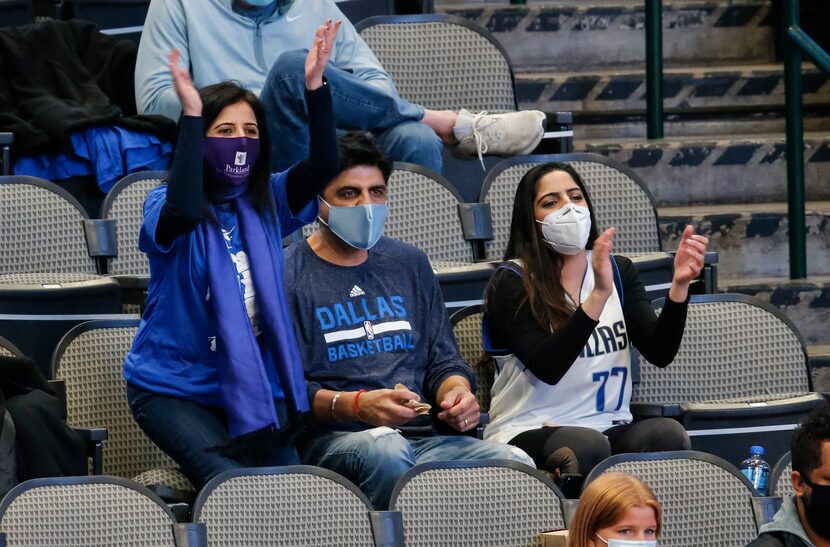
xmin=203 ymin=136 xmax=261 ymax=187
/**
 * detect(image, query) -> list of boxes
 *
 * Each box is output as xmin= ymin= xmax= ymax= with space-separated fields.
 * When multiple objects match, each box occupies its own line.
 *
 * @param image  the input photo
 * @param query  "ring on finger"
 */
xmin=464 ymin=418 xmax=468 ymax=427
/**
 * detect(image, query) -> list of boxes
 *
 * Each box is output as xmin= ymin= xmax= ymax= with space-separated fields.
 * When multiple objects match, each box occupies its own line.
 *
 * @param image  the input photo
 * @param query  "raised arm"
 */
xmin=285 ymin=20 xmax=341 ymax=214
xmin=154 ymin=50 xmax=205 ymax=246
xmin=624 ymin=225 xmax=709 ymax=366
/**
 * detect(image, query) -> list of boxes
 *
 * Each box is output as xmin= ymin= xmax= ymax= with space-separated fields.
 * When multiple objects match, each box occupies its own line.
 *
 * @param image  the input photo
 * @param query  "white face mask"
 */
xmin=596 ymin=534 xmax=657 ymax=547
xmin=536 ymin=203 xmax=592 ymax=255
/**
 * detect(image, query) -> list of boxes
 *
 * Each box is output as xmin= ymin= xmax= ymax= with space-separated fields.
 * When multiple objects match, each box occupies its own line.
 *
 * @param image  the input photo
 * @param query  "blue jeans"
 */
xmin=301 ymin=427 xmax=535 ymax=509
xmin=260 ymin=50 xmax=443 ymax=172
xmin=127 ymin=384 xmax=300 ymax=489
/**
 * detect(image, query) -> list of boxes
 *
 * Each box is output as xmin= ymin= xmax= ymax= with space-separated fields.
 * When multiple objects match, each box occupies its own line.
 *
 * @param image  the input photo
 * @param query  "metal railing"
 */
xmin=782 ymin=0 xmax=830 ymax=279
xmin=644 ymin=0 xmax=830 ymax=279
xmin=645 ymin=0 xmax=663 ymax=140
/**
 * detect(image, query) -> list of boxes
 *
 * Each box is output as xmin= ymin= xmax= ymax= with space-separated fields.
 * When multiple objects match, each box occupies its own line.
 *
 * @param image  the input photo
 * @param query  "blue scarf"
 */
xmin=204 ymin=188 xmax=309 ymax=438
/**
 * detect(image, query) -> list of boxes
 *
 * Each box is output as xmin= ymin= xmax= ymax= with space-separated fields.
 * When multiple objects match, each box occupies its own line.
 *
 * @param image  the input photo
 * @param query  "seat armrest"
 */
xmin=630 ymin=402 xmax=682 ymax=417
xmin=369 ymin=510 xmax=404 ymax=547
xmin=474 ymin=412 xmax=490 ymax=440
xmin=146 ymin=483 xmax=195 ymax=505
xmin=72 ymin=427 xmax=108 ymax=475
xmin=458 ymin=202 xmax=493 ymax=261
xmin=74 ymin=427 xmax=109 ymax=442
xmin=545 ymin=111 xmax=573 ymax=125
xmin=83 ymin=219 xmax=118 ymax=259
xmin=173 ymin=522 xmax=207 ymax=547
xmin=0 ymin=133 xmax=12 ymax=177
xmin=457 ymin=202 xmax=493 ymax=242
xmin=534 ymin=111 xmax=574 ymax=154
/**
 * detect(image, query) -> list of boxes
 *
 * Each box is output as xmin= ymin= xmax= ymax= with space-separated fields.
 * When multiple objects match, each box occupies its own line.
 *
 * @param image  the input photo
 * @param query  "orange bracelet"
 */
xmin=353 ymin=389 xmax=367 ymax=422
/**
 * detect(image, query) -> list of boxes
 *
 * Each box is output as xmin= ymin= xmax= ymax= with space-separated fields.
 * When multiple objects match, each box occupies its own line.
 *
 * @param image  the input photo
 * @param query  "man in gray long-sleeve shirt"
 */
xmin=283 ymin=133 xmax=533 ymax=509
xmin=135 ymin=0 xmax=546 ymax=174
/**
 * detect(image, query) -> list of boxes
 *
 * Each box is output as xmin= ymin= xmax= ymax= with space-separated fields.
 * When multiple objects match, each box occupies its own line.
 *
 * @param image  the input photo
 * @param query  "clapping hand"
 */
xmin=673 ymin=225 xmax=709 ymax=286
xmin=305 ymin=19 xmax=342 ymax=91
xmin=591 ymin=227 xmax=616 ymax=296
xmin=168 ymin=49 xmax=201 ymax=117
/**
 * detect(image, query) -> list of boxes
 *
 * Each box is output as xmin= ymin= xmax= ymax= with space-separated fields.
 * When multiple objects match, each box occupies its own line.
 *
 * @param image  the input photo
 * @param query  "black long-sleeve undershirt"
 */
xmin=486 ymin=256 xmax=689 ymax=385
xmin=155 ymin=82 xmax=337 ymax=246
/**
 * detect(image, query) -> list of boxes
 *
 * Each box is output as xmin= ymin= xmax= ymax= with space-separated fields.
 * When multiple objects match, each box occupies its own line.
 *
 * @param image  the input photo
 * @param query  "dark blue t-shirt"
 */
xmin=123 ymin=170 xmax=317 ymax=407
xmin=283 ymin=237 xmax=475 ymax=436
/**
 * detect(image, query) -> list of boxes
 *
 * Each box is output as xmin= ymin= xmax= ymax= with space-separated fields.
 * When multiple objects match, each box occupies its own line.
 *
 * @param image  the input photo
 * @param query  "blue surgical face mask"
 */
xmin=318 ymin=197 xmax=387 ymax=250
xmin=596 ymin=534 xmax=657 ymax=547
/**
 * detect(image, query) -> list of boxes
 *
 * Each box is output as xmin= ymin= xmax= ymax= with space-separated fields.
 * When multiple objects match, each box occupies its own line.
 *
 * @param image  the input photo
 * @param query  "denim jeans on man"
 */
xmin=127 ymin=384 xmax=300 ymax=489
xmin=260 ymin=50 xmax=443 ymax=173
xmin=301 ymin=427 xmax=535 ymax=509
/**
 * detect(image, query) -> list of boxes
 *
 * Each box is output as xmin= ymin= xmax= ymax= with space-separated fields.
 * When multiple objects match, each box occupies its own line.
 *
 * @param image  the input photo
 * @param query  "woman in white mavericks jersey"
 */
xmin=483 ymin=162 xmax=709 ymax=480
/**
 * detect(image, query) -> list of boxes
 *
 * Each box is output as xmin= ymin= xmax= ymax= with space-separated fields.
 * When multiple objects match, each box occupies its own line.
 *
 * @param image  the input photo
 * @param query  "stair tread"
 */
xmin=517 ymin=62 xmax=822 ymax=79
xmin=582 ymin=131 xmax=830 ymax=146
xmin=722 ymin=275 xmax=830 ymax=286
xmin=658 ymin=201 xmax=830 ymax=216
xmin=437 ymin=0 xmax=767 ymax=8
xmin=808 ymin=345 xmax=830 ymax=356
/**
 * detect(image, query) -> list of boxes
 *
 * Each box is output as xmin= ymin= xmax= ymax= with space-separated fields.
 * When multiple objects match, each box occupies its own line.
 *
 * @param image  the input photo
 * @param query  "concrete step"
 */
xmin=436 ymin=0 xmax=775 ymax=71
xmin=516 ymin=63 xmax=830 ymax=118
xmin=575 ymin=113 xmax=830 ymax=140
xmin=581 ymin=132 xmax=830 ymax=207
xmin=807 ymin=344 xmax=830 ymax=392
xmin=721 ymin=276 xmax=830 ymax=345
xmin=658 ymin=202 xmax=830 ymax=279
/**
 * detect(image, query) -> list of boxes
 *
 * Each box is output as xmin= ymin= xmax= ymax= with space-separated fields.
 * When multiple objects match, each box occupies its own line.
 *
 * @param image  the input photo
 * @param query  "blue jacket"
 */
xmin=123 ymin=173 xmax=317 ymax=406
xmin=135 ymin=0 xmax=395 ymax=119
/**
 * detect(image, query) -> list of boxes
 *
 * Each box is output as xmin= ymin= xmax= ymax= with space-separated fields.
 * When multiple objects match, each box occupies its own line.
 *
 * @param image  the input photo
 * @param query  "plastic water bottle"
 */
xmin=740 ymin=445 xmax=770 ymax=495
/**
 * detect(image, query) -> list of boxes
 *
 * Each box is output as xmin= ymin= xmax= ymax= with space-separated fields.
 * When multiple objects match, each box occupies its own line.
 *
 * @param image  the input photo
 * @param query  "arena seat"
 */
xmin=355 ymin=14 xmax=573 ymax=201
xmin=0 ymin=336 xmax=22 ymax=358
xmin=0 ymin=175 xmax=122 ymax=371
xmin=100 ymin=170 xmax=163 ymax=278
xmin=51 ymin=320 xmax=194 ymax=504
xmin=192 ymin=465 xmax=398 ymax=546
xmin=479 ymin=153 xmax=718 ymax=300
xmin=0 ymin=176 xmax=118 ymax=291
xmin=584 ymin=451 xmax=776 ymax=546
xmin=99 ymin=170 xmax=164 ymax=311
xmin=770 ymin=450 xmax=794 ymax=498
xmin=0 ymin=475 xmax=205 ymax=546
xmin=633 ymin=294 xmax=827 ymax=467
xmin=389 ymin=459 xmax=566 ymax=546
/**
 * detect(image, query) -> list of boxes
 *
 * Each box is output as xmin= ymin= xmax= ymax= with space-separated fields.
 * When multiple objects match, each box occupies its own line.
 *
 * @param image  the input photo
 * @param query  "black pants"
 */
xmin=510 ymin=418 xmax=690 ymax=476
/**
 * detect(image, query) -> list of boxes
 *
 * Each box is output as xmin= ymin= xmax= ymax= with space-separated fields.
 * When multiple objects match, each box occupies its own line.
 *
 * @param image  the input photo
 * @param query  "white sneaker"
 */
xmin=453 ymin=109 xmax=546 ymax=168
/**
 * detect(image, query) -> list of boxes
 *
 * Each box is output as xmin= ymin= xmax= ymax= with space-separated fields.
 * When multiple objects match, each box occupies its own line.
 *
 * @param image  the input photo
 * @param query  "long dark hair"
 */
xmin=486 ymin=162 xmax=599 ymax=330
xmin=199 ymin=81 xmax=274 ymax=215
